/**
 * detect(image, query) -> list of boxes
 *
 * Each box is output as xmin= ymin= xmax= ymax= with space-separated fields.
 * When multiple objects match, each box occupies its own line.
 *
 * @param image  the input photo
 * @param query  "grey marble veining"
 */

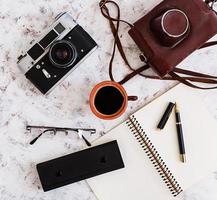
xmin=1 ymin=0 xmax=217 ymax=199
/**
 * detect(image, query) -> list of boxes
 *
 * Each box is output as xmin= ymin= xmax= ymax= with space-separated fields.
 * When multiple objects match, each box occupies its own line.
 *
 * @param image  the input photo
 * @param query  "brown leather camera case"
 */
xmin=129 ymin=0 xmax=217 ymax=77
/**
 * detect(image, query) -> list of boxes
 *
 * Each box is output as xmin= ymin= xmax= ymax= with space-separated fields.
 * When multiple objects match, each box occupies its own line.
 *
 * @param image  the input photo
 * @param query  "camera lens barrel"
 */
xmin=49 ymin=40 xmax=77 ymax=68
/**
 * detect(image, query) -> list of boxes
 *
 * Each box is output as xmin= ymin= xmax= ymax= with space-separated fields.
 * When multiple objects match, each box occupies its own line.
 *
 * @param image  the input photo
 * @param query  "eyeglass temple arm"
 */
xmin=29 ymin=129 xmax=55 ymax=145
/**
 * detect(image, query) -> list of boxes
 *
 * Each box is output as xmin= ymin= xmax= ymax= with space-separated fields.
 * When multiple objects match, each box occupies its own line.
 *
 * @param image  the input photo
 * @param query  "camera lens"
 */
xmin=49 ymin=40 xmax=77 ymax=68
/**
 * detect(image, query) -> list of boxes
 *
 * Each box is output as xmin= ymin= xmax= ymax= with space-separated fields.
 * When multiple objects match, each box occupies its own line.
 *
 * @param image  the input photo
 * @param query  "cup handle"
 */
xmin=128 ymin=96 xmax=138 ymax=101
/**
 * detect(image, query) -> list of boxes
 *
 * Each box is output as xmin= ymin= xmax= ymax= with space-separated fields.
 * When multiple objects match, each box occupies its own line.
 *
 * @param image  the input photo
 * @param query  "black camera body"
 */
xmin=17 ymin=12 xmax=97 ymax=94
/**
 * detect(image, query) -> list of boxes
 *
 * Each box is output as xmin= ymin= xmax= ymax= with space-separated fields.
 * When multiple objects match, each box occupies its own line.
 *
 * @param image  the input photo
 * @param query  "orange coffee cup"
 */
xmin=89 ymin=81 xmax=137 ymax=120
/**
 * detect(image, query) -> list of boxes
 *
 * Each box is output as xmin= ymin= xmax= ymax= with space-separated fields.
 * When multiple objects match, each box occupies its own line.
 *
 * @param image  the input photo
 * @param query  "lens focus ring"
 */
xmin=49 ymin=40 xmax=77 ymax=68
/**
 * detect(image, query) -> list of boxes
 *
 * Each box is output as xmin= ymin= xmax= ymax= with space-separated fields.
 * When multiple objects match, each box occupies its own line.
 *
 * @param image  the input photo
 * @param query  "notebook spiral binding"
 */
xmin=126 ymin=115 xmax=183 ymax=197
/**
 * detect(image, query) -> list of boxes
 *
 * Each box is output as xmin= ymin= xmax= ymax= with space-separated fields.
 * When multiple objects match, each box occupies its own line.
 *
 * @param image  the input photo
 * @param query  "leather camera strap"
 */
xmin=100 ymin=0 xmax=150 ymax=84
xmin=99 ymin=0 xmax=217 ymax=89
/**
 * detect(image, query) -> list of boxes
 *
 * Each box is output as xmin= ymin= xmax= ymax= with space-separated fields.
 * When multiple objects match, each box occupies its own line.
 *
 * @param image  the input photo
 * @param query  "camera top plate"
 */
xmin=17 ymin=13 xmax=77 ymax=74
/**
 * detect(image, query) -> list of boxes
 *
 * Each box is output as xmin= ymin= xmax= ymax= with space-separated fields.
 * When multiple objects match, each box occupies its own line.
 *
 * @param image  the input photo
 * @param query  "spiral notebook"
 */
xmin=87 ymin=84 xmax=217 ymax=200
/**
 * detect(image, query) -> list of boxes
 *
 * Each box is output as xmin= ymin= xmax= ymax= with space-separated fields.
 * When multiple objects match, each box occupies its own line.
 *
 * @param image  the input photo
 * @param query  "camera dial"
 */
xmin=151 ymin=9 xmax=190 ymax=47
xmin=161 ymin=9 xmax=189 ymax=38
xmin=49 ymin=40 xmax=77 ymax=68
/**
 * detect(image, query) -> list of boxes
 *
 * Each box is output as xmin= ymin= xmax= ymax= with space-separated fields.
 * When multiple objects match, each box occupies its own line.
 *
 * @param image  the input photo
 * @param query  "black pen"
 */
xmin=157 ymin=102 xmax=175 ymax=130
xmin=175 ymin=103 xmax=186 ymax=163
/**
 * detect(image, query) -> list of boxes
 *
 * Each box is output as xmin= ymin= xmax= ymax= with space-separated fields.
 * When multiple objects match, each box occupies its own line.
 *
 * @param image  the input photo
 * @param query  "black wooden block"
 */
xmin=36 ymin=140 xmax=124 ymax=191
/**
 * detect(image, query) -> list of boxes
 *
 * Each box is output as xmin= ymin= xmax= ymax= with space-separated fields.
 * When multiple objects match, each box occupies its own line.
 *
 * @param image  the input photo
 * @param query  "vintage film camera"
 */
xmin=17 ymin=12 xmax=97 ymax=94
xmin=129 ymin=0 xmax=217 ymax=77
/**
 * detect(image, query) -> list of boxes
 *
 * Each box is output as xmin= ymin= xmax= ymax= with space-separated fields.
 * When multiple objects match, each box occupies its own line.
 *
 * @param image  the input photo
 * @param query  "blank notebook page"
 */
xmin=87 ymin=84 xmax=217 ymax=200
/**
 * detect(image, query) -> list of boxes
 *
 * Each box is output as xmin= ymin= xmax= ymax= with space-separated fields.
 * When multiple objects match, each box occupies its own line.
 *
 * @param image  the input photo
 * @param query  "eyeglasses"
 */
xmin=26 ymin=125 xmax=96 ymax=146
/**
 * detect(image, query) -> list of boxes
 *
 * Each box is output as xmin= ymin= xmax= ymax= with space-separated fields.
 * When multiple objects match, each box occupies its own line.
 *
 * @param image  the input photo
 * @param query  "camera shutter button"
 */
xmin=36 ymin=65 xmax=41 ymax=69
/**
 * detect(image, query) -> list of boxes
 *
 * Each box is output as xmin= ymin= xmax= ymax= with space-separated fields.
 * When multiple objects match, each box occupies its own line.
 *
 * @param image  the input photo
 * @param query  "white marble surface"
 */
xmin=1 ymin=0 xmax=217 ymax=199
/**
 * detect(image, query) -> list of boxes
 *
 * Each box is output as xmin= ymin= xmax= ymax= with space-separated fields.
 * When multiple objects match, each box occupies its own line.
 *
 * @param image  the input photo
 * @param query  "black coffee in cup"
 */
xmin=94 ymin=86 xmax=124 ymax=115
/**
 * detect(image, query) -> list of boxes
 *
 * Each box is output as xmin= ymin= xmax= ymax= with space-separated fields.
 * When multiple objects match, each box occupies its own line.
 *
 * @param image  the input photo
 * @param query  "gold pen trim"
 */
xmin=180 ymin=154 xmax=186 ymax=163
